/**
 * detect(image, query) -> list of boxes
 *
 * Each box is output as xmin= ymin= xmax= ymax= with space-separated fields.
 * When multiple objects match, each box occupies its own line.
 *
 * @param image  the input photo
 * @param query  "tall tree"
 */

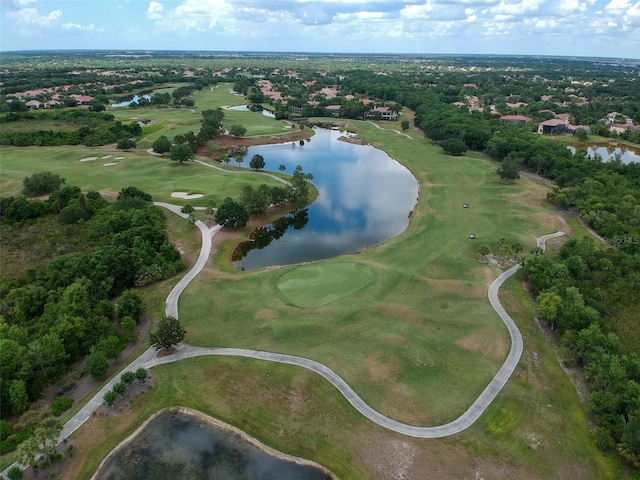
xmin=169 ymin=144 xmax=194 ymax=164
xmin=250 ymin=154 xmax=265 ymax=170
xmin=215 ymin=197 xmax=249 ymax=228
xmin=149 ymin=316 xmax=186 ymax=351
xmin=152 ymin=135 xmax=172 ymax=155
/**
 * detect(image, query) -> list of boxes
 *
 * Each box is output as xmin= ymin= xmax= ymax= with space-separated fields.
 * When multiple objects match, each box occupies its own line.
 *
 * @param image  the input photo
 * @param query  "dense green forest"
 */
xmin=0 ymin=179 xmax=185 ymax=452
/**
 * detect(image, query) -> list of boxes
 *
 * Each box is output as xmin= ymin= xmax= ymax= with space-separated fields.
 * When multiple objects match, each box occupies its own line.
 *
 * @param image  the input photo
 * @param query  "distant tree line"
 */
xmin=0 ymin=110 xmax=141 ymax=147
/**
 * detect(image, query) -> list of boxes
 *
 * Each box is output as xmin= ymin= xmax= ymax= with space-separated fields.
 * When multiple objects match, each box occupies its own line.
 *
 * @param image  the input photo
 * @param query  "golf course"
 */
xmin=0 ymin=86 xmax=615 ymax=479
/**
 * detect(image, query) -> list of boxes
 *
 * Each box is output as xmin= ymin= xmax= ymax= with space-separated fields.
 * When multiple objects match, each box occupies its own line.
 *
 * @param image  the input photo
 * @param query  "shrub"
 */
xmin=50 ymin=397 xmax=73 ymax=417
xmin=0 ymin=420 xmax=12 ymax=440
xmin=112 ymin=381 xmax=126 ymax=398
xmin=134 ymin=368 xmax=148 ymax=383
xmin=22 ymin=171 xmax=65 ymax=196
xmin=6 ymin=465 xmax=23 ymax=480
xmin=120 ymin=371 xmax=136 ymax=385
xmin=85 ymin=350 xmax=109 ymax=380
xmin=103 ymin=390 xmax=117 ymax=407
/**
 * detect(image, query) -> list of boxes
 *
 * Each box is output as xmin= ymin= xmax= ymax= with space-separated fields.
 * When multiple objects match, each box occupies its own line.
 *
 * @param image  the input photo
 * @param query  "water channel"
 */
xmin=567 ymin=142 xmax=640 ymax=164
xmin=93 ymin=410 xmax=331 ymax=480
xmin=231 ymin=127 xmax=419 ymax=270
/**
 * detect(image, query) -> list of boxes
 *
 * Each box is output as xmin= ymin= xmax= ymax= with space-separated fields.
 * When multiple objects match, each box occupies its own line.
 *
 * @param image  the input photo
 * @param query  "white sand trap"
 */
xmin=171 ymin=192 xmax=204 ymax=200
xmin=102 ymin=155 xmax=113 ymax=159
xmin=103 ymin=163 xmax=118 ymax=167
xmin=115 ymin=157 xmax=125 ymax=160
xmin=80 ymin=157 xmax=98 ymax=162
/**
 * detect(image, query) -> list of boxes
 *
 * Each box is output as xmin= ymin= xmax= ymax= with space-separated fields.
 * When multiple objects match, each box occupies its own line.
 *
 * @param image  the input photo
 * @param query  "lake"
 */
xmin=567 ymin=142 xmax=640 ymax=164
xmin=232 ymin=127 xmax=419 ymax=270
xmin=93 ymin=409 xmax=332 ymax=480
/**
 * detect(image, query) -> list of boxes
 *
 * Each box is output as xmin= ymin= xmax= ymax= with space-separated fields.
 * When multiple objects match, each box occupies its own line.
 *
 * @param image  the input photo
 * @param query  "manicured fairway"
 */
xmin=177 ymin=119 xmax=570 ymax=425
xmin=0 ymin=146 xmax=283 ymax=206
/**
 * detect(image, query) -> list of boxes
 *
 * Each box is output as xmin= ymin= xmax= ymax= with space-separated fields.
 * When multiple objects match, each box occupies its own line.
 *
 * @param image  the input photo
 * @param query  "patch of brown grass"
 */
xmin=455 ymin=328 xmax=509 ymax=362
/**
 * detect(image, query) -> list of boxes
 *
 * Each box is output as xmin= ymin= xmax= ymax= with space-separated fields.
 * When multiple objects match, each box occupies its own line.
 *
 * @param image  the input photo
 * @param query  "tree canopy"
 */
xmin=149 ymin=316 xmax=186 ymax=351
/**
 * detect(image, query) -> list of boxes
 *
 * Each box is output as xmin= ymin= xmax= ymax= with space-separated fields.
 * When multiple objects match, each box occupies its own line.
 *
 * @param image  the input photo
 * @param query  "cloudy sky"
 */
xmin=0 ymin=0 xmax=639 ymax=58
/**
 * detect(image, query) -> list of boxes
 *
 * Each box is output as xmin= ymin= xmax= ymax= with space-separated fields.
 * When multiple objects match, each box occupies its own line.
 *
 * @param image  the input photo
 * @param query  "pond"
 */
xmin=228 ymin=104 xmax=276 ymax=118
xmin=567 ymin=142 xmax=640 ymax=164
xmin=110 ymin=94 xmax=152 ymax=108
xmin=232 ymin=128 xmax=419 ymax=270
xmin=93 ymin=410 xmax=332 ymax=480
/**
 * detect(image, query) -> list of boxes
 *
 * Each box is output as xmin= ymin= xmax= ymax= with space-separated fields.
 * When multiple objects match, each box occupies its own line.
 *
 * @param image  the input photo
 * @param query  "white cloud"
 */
xmin=147 ymin=0 xmax=232 ymax=31
xmin=62 ymin=22 xmax=104 ymax=32
xmin=147 ymin=1 xmax=164 ymax=20
xmin=7 ymin=8 xmax=62 ymax=28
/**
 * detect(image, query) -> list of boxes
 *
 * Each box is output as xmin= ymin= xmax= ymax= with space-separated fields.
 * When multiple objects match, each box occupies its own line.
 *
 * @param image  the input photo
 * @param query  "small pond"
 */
xmin=110 ymin=94 xmax=152 ymax=108
xmin=228 ymin=104 xmax=276 ymax=118
xmin=567 ymin=142 xmax=640 ymax=164
xmin=231 ymin=128 xmax=419 ymax=270
xmin=93 ymin=410 xmax=332 ymax=480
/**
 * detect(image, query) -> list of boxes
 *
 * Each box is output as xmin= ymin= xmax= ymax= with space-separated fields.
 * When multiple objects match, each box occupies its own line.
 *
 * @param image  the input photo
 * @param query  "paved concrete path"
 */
xmin=0 ymin=217 xmax=564 ymax=476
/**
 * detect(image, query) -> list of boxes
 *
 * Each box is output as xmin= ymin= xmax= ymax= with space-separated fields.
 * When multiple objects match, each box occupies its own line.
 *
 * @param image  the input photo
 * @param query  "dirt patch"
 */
xmin=338 ymin=135 xmax=364 ymax=145
xmin=93 ymin=372 xmax=156 ymax=419
xmin=207 ymin=130 xmax=312 ymax=150
xmin=366 ymin=354 xmax=400 ymax=383
xmin=288 ymin=384 xmax=306 ymax=414
xmin=256 ymin=309 xmax=278 ymax=320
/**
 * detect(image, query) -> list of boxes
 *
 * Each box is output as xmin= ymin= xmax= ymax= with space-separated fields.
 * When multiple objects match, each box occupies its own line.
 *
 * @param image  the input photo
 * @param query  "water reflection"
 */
xmin=232 ymin=128 xmax=419 ymax=270
xmin=232 ymin=209 xmax=309 ymax=266
xmin=94 ymin=410 xmax=330 ymax=480
xmin=227 ymin=105 xmax=276 ymax=118
xmin=110 ymin=94 xmax=152 ymax=108
xmin=567 ymin=142 xmax=640 ymax=164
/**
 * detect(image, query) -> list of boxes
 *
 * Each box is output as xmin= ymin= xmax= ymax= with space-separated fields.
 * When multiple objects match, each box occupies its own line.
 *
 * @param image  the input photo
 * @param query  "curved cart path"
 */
xmin=0 ymin=219 xmax=564 ymax=476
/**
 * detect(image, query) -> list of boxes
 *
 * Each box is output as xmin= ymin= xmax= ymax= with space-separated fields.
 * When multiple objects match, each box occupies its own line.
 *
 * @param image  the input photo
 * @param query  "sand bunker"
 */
xmin=171 ymin=192 xmax=204 ymax=199
xmin=115 ymin=156 xmax=125 ymax=160
xmin=104 ymin=163 xmax=118 ymax=167
xmin=102 ymin=155 xmax=113 ymax=159
xmin=80 ymin=157 xmax=98 ymax=162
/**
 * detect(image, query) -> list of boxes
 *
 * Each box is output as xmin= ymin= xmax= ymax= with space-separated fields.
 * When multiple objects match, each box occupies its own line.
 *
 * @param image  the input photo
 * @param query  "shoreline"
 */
xmin=90 ymin=406 xmax=338 ymax=480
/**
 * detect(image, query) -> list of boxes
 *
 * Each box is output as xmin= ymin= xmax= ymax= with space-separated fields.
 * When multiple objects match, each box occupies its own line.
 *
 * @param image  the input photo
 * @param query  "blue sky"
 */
xmin=1 ymin=0 xmax=639 ymax=58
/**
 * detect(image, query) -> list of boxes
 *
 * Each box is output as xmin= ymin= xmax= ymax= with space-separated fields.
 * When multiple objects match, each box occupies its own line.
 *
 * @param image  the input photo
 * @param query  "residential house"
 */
xmin=325 ymin=105 xmax=342 ymax=117
xmin=25 ymin=100 xmax=42 ymax=110
xmin=499 ymin=115 xmax=532 ymax=124
xmin=367 ymin=106 xmax=399 ymax=121
xmin=537 ymin=118 xmax=588 ymax=136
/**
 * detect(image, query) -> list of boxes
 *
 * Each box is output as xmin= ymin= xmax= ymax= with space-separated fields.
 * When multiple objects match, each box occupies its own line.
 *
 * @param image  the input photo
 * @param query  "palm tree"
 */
xmin=477 ymin=244 xmax=490 ymax=259
xmin=36 ymin=417 xmax=62 ymax=467
xmin=17 ymin=436 xmax=41 ymax=469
